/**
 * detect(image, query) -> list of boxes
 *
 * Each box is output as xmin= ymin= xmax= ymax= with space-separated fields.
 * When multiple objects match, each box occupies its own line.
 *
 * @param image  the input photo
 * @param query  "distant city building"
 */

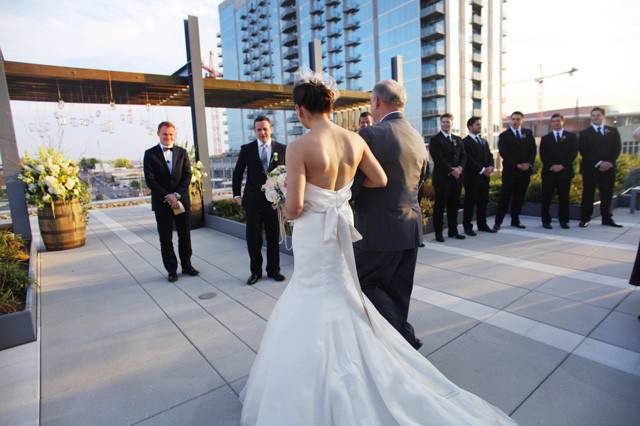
xmin=210 ymin=32 xmax=230 ymax=155
xmin=502 ymin=106 xmax=640 ymax=155
xmin=219 ymin=0 xmax=505 ymax=150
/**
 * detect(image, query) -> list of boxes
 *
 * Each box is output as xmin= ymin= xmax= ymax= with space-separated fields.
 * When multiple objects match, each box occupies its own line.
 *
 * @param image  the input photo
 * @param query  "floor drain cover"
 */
xmin=198 ymin=292 xmax=217 ymax=300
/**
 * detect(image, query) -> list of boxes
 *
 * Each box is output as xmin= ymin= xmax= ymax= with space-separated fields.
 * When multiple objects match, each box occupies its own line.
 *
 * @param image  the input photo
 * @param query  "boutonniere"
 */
xmin=561 ymin=135 xmax=567 ymax=141
xmin=603 ymin=128 xmax=610 ymax=135
xmin=272 ymin=152 xmax=279 ymax=163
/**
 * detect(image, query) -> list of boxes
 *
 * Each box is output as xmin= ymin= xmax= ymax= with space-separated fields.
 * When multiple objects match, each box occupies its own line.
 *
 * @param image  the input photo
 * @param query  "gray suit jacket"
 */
xmin=352 ymin=112 xmax=429 ymax=251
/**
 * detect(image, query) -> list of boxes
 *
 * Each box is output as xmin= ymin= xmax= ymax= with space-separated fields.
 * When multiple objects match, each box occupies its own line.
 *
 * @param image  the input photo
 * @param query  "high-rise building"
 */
xmin=219 ymin=0 xmax=504 ymax=150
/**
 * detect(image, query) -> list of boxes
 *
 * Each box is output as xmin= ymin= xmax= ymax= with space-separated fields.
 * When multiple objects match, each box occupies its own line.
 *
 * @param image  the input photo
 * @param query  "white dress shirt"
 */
xmin=510 ymin=127 xmax=523 ymax=138
xmin=158 ymin=143 xmax=180 ymax=199
xmin=591 ymin=125 xmax=605 ymax=168
xmin=553 ymin=129 xmax=564 ymax=142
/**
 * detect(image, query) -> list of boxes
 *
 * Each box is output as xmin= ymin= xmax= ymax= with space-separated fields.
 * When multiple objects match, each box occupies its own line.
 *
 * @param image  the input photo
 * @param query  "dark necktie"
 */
xmin=516 ymin=129 xmax=521 ymax=139
xmin=260 ymin=144 xmax=269 ymax=172
xmin=445 ymin=135 xmax=451 ymax=143
xmin=163 ymin=147 xmax=173 ymax=152
xmin=596 ymin=126 xmax=602 ymax=135
xmin=555 ymin=132 xmax=560 ymax=143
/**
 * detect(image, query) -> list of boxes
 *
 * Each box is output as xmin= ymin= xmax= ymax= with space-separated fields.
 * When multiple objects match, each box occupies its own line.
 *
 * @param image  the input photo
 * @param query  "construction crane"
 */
xmin=505 ymin=66 xmax=578 ymax=133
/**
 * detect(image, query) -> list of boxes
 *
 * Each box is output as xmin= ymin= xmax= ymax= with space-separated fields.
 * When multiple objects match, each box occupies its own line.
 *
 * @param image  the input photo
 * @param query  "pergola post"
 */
xmin=0 ymin=48 xmax=31 ymax=240
xmin=309 ymin=39 xmax=322 ymax=74
xmin=391 ymin=55 xmax=404 ymax=85
xmin=184 ymin=16 xmax=213 ymax=208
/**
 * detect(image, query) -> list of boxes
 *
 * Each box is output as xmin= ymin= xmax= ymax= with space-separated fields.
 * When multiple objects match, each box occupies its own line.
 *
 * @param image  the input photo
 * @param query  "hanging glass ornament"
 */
xmin=58 ymin=99 xmax=65 ymax=110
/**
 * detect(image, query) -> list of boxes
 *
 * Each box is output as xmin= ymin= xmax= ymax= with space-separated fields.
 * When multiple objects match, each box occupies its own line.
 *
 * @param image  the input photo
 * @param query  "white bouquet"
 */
xmin=261 ymin=165 xmax=291 ymax=248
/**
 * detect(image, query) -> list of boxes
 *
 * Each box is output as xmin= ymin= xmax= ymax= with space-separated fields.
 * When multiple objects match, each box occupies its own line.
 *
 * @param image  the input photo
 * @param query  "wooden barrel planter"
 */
xmin=190 ymin=192 xmax=204 ymax=229
xmin=38 ymin=199 xmax=86 ymax=251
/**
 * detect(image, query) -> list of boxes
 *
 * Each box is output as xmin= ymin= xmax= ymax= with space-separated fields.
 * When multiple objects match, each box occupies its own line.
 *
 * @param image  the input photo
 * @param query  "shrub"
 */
xmin=0 ymin=230 xmax=31 ymax=314
xmin=212 ymin=199 xmax=246 ymax=223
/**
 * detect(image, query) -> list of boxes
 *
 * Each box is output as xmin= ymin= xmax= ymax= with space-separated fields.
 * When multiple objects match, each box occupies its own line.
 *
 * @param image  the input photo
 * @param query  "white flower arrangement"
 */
xmin=262 ymin=165 xmax=287 ymax=207
xmin=189 ymin=160 xmax=207 ymax=201
xmin=18 ymin=147 xmax=89 ymax=213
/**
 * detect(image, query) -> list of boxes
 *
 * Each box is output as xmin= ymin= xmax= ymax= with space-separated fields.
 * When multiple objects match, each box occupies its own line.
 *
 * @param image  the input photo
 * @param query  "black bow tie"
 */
xmin=162 ymin=146 xmax=174 ymax=152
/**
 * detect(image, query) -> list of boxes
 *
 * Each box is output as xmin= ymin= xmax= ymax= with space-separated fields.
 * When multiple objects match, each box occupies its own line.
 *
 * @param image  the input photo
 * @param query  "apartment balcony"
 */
xmin=250 ymin=39 xmax=260 ymax=48
xmin=471 ymin=0 xmax=484 ymax=7
xmin=241 ymin=24 xmax=248 ymax=30
xmin=345 ymin=53 xmax=362 ymax=63
xmin=422 ymin=64 xmax=446 ymax=79
xmin=258 ymin=9 xmax=269 ymax=18
xmin=327 ymin=11 xmax=341 ymax=22
xmin=281 ymin=6 xmax=296 ymax=20
xmin=242 ymin=46 xmax=250 ymax=53
xmin=311 ymin=19 xmax=325 ymax=30
xmin=423 ymin=106 xmax=446 ymax=117
xmin=284 ymin=59 xmax=300 ymax=73
xmin=288 ymin=126 xmax=304 ymax=136
xmin=421 ymin=43 xmax=445 ymax=60
xmin=422 ymin=87 xmax=446 ymax=98
xmin=281 ymin=0 xmax=295 ymax=6
xmin=287 ymin=115 xmax=300 ymax=123
xmin=285 ymin=76 xmax=295 ymax=85
xmin=344 ymin=0 xmax=359 ymax=13
xmin=252 ymin=63 xmax=261 ymax=72
xmin=259 ymin=21 xmax=269 ymax=30
xmin=249 ymin=17 xmax=257 ymax=25
xmin=421 ymin=22 xmax=446 ymax=40
xmin=328 ymin=60 xmax=343 ymax=69
xmin=283 ymin=33 xmax=298 ymax=46
xmin=345 ymin=36 xmax=361 ymax=46
xmin=472 ymin=14 xmax=483 ymax=26
xmin=283 ymin=47 xmax=299 ymax=60
xmin=472 ymin=90 xmax=482 ymax=99
xmin=347 ymin=70 xmax=363 ymax=79
xmin=243 ymin=57 xmax=250 ymax=65
xmin=472 ymin=52 xmax=483 ymax=63
xmin=472 ymin=34 xmax=483 ymax=44
xmin=282 ymin=20 xmax=297 ymax=33
xmin=325 ymin=0 xmax=340 ymax=5
xmin=472 ymin=71 xmax=482 ymax=81
xmin=344 ymin=18 xmax=360 ymax=30
xmin=421 ymin=1 xmax=445 ymax=19
xmin=310 ymin=3 xmax=324 ymax=14
xmin=335 ymin=74 xmax=345 ymax=84
xmin=328 ymin=44 xmax=343 ymax=53
xmin=261 ymin=72 xmax=274 ymax=81
xmin=240 ymin=13 xmax=247 ymax=20
xmin=472 ymin=108 xmax=482 ymax=116
xmin=327 ymin=28 xmax=341 ymax=38
xmin=243 ymin=69 xmax=252 ymax=76
xmin=248 ymin=4 xmax=256 ymax=12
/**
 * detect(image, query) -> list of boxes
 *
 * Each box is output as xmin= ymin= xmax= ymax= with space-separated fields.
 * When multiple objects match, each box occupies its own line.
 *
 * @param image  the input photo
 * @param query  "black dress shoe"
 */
xmin=492 ymin=224 xmax=501 ymax=232
xmin=478 ymin=226 xmax=497 ymax=233
xmin=449 ymin=234 xmax=466 ymax=240
xmin=464 ymin=229 xmax=477 ymax=237
xmin=247 ymin=274 xmax=261 ymax=285
xmin=579 ymin=221 xmax=590 ymax=228
xmin=168 ymin=272 xmax=178 ymax=283
xmin=542 ymin=223 xmax=552 ymax=229
xmin=412 ymin=338 xmax=423 ymax=350
xmin=182 ymin=266 xmax=200 ymax=276
xmin=602 ymin=220 xmax=623 ymax=228
xmin=419 ymin=243 xmax=425 ymax=247
xmin=560 ymin=223 xmax=570 ymax=229
xmin=511 ymin=223 xmax=526 ymax=229
xmin=435 ymin=235 xmax=445 ymax=243
xmin=268 ymin=273 xmax=286 ymax=282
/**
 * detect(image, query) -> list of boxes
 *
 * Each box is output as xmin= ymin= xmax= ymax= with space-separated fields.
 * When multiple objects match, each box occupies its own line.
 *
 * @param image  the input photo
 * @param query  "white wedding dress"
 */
xmin=240 ymin=181 xmax=517 ymax=426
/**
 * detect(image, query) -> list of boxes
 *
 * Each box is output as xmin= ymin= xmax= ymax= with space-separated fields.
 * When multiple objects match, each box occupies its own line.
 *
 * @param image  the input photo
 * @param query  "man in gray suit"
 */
xmin=353 ymin=80 xmax=429 ymax=350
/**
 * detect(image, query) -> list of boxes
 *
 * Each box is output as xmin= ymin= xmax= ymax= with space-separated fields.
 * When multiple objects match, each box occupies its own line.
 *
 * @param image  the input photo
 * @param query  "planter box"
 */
xmin=205 ymin=214 xmax=293 ymax=256
xmin=0 ymin=240 xmax=38 ymax=351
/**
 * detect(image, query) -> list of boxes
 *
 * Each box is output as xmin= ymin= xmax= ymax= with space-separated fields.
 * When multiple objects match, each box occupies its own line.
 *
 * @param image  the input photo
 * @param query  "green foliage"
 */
xmin=130 ymin=180 xmax=140 ymax=189
xmin=212 ymin=199 xmax=246 ymax=223
xmin=0 ymin=230 xmax=31 ymax=314
xmin=113 ymin=158 xmax=133 ymax=169
xmin=78 ymin=157 xmax=99 ymax=170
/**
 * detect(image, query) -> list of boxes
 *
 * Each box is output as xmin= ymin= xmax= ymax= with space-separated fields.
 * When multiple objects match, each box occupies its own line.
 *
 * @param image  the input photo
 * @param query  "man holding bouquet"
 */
xmin=233 ymin=116 xmax=287 ymax=285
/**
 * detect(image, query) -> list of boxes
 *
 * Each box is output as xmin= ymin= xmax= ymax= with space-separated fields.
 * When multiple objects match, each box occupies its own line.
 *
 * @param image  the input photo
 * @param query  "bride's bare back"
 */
xmin=284 ymin=119 xmax=386 ymax=219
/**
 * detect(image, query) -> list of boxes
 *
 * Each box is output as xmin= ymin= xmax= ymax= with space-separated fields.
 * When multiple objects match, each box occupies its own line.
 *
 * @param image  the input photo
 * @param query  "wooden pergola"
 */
xmin=0 ymin=16 xmax=371 ymax=240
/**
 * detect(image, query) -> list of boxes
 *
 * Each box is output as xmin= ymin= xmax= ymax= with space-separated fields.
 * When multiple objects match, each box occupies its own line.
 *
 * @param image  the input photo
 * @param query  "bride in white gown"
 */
xmin=240 ymin=73 xmax=518 ymax=426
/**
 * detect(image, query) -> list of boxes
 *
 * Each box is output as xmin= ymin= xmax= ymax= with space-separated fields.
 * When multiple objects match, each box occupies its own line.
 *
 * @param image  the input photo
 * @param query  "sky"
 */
xmin=0 ymin=0 xmax=639 ymax=160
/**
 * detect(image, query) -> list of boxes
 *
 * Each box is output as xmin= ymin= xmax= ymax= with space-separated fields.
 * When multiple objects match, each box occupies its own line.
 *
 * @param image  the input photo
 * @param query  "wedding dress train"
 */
xmin=240 ymin=181 xmax=517 ymax=426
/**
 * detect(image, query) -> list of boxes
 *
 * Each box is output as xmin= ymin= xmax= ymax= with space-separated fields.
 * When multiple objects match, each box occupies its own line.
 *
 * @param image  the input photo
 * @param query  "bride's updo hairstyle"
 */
xmin=293 ymin=81 xmax=334 ymax=114
xmin=292 ymin=68 xmax=340 ymax=115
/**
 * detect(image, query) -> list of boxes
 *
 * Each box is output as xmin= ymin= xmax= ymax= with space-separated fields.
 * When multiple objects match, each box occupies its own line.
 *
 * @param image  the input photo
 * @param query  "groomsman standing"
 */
xmin=462 ymin=117 xmax=496 ymax=236
xmin=578 ymin=107 xmax=622 ymax=228
xmin=539 ymin=113 xmax=578 ymax=229
xmin=493 ymin=111 xmax=536 ymax=231
xmin=143 ymin=121 xmax=199 ymax=282
xmin=233 ymin=116 xmax=287 ymax=285
xmin=429 ymin=113 xmax=466 ymax=242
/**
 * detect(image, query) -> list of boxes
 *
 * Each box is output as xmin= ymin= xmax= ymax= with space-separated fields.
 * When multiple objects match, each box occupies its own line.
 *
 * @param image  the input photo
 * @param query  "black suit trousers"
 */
xmin=154 ymin=206 xmax=192 ymax=273
xmin=495 ymin=171 xmax=530 ymax=225
xmin=433 ymin=176 xmax=462 ymax=236
xmin=354 ymin=247 xmax=419 ymax=347
xmin=541 ymin=173 xmax=572 ymax=225
xmin=581 ymin=170 xmax=615 ymax=222
xmin=245 ymin=199 xmax=280 ymax=276
xmin=463 ymin=176 xmax=490 ymax=230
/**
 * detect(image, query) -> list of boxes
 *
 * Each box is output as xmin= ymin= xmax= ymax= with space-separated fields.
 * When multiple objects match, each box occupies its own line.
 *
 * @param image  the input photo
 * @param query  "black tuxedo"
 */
xmin=462 ymin=134 xmax=494 ymax=230
xmin=578 ymin=125 xmax=622 ymax=223
xmin=495 ymin=127 xmax=537 ymax=226
xmin=232 ymin=140 xmax=287 ymax=276
xmin=429 ymin=132 xmax=466 ymax=237
xmin=539 ymin=131 xmax=578 ymax=225
xmin=143 ymin=144 xmax=193 ymax=273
